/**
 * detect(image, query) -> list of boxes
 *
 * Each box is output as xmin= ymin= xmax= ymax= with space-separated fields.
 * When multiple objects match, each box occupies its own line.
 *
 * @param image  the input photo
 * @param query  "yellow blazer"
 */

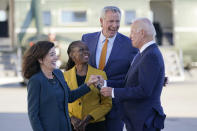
xmin=63 ymin=65 xmax=112 ymax=123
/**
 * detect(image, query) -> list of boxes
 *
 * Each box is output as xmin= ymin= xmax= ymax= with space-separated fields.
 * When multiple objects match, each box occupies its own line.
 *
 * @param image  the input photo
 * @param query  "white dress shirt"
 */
xmin=139 ymin=40 xmax=155 ymax=53
xmin=111 ymin=40 xmax=155 ymax=98
xmin=96 ymin=32 xmax=117 ymax=68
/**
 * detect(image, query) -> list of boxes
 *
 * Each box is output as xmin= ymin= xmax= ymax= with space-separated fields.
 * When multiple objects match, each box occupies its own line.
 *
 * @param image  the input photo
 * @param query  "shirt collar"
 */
xmin=100 ymin=31 xmax=117 ymax=43
xmin=140 ymin=40 xmax=155 ymax=53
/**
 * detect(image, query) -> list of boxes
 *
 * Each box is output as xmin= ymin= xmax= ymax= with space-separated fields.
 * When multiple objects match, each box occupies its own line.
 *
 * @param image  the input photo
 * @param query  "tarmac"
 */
xmin=0 ymin=69 xmax=197 ymax=131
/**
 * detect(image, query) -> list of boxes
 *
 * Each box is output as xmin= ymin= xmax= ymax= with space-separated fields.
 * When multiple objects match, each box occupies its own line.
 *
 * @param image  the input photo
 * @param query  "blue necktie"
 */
xmin=130 ymin=52 xmax=141 ymax=66
xmin=124 ymin=52 xmax=141 ymax=82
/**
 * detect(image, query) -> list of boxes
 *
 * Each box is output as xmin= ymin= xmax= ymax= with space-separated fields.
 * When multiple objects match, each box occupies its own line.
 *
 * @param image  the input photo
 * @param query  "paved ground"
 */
xmin=0 ymin=69 xmax=197 ymax=131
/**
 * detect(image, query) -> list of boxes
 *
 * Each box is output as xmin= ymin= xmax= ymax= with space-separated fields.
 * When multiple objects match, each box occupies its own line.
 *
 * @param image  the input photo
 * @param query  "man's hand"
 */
xmin=70 ymin=116 xmax=81 ymax=131
xmin=100 ymin=87 xmax=113 ymax=97
xmin=164 ymin=76 xmax=168 ymax=86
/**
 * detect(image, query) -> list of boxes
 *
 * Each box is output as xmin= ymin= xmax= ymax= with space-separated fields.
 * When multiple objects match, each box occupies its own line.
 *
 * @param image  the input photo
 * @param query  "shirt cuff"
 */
xmin=102 ymin=80 xmax=107 ymax=88
xmin=112 ymin=88 xmax=115 ymax=98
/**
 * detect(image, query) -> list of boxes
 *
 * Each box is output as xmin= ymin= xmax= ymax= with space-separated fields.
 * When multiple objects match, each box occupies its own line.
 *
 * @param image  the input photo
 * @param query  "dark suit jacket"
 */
xmin=114 ymin=44 xmax=166 ymax=131
xmin=27 ymin=69 xmax=90 ymax=131
xmin=82 ymin=32 xmax=138 ymax=119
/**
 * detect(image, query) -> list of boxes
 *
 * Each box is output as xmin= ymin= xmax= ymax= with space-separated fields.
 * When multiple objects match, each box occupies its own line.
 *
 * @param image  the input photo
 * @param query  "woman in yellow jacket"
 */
xmin=63 ymin=40 xmax=112 ymax=131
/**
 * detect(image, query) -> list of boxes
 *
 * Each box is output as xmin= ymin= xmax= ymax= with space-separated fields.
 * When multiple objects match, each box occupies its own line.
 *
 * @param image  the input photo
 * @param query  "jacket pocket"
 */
xmin=152 ymin=106 xmax=166 ymax=129
xmin=144 ymin=106 xmax=166 ymax=129
xmin=144 ymin=109 xmax=156 ymax=128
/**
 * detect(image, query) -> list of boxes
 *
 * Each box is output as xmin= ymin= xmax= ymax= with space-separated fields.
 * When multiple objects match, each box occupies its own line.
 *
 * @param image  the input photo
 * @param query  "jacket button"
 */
xmin=79 ymin=102 xmax=81 ymax=105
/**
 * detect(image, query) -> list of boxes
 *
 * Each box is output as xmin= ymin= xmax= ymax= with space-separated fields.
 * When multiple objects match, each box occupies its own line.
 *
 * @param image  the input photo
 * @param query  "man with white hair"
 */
xmin=101 ymin=18 xmax=166 ymax=131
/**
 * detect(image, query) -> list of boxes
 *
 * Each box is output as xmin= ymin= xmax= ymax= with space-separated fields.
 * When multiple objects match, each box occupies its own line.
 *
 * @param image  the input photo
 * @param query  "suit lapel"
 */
xmin=68 ymin=67 xmax=79 ymax=89
xmin=53 ymin=71 xmax=65 ymax=90
xmin=131 ymin=53 xmax=141 ymax=68
xmin=89 ymin=32 xmax=100 ymax=67
xmin=124 ymin=44 xmax=157 ymax=82
xmin=53 ymin=70 xmax=68 ymax=97
xmin=85 ymin=65 xmax=91 ymax=83
xmin=124 ymin=53 xmax=141 ymax=82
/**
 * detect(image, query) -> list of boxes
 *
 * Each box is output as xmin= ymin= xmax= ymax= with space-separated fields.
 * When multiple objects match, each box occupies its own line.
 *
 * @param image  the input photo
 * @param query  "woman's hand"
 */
xmin=86 ymin=75 xmax=99 ymax=87
xmin=76 ymin=115 xmax=93 ymax=131
xmin=70 ymin=116 xmax=81 ymax=131
xmin=96 ymin=75 xmax=105 ymax=87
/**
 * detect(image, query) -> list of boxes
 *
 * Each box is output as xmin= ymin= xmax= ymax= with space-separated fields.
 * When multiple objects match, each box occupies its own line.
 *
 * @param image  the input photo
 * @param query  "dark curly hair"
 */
xmin=22 ymin=41 xmax=54 ymax=79
xmin=65 ymin=40 xmax=84 ymax=71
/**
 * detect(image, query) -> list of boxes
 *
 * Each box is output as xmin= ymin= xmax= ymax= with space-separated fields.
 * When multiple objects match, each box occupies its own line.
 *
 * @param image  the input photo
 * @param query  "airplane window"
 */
xmin=43 ymin=11 xmax=51 ymax=26
xmin=61 ymin=11 xmax=87 ymax=23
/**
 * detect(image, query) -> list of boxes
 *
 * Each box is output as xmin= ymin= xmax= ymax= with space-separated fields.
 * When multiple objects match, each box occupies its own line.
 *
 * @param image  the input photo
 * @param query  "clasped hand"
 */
xmin=71 ymin=115 xmax=93 ymax=131
xmin=86 ymin=75 xmax=104 ymax=87
xmin=87 ymin=75 xmax=112 ymax=96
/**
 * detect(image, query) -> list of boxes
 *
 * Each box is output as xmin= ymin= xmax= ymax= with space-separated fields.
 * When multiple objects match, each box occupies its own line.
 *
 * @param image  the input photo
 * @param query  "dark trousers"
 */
xmin=72 ymin=120 xmax=106 ymax=131
xmin=105 ymin=118 xmax=124 ymax=131
xmin=143 ymin=127 xmax=161 ymax=131
xmin=125 ymin=125 xmax=161 ymax=131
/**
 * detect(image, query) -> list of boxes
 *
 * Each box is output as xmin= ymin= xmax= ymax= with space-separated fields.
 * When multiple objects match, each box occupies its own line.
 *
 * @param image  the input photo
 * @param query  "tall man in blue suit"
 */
xmin=101 ymin=18 xmax=166 ymax=131
xmin=82 ymin=6 xmax=138 ymax=131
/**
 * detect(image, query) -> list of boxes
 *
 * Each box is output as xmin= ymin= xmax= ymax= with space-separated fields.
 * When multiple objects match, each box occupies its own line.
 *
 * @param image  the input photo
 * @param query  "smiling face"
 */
xmin=39 ymin=47 xmax=58 ymax=72
xmin=100 ymin=11 xmax=120 ymax=38
xmin=130 ymin=22 xmax=144 ymax=49
xmin=70 ymin=43 xmax=90 ymax=65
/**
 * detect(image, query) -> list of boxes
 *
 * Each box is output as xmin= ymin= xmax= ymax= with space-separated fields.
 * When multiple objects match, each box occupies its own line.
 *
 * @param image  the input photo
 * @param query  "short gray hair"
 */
xmin=100 ymin=6 xmax=121 ymax=19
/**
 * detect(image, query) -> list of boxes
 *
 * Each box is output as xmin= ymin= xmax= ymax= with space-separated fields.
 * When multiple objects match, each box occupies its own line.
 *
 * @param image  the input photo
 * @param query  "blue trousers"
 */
xmin=105 ymin=118 xmax=124 ymax=131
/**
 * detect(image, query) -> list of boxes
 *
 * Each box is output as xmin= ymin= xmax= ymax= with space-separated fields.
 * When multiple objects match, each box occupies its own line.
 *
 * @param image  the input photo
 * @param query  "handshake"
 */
xmin=86 ymin=75 xmax=104 ymax=90
xmin=86 ymin=75 xmax=112 ymax=97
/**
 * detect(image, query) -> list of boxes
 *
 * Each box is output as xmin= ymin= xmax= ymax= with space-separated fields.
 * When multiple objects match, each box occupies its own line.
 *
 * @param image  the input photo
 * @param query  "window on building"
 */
xmin=43 ymin=11 xmax=51 ymax=26
xmin=0 ymin=10 xmax=7 ymax=22
xmin=125 ymin=10 xmax=136 ymax=25
xmin=0 ymin=10 xmax=8 ymax=37
xmin=61 ymin=11 xmax=87 ymax=23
